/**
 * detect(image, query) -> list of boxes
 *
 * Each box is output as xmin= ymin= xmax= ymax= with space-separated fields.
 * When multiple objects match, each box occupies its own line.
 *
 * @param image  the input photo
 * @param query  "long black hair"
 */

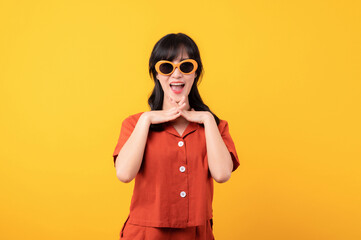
xmin=148 ymin=33 xmax=220 ymax=131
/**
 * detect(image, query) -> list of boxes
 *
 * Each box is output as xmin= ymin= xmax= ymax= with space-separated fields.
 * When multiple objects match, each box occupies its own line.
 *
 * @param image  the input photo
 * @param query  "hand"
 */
xmin=180 ymin=108 xmax=212 ymax=124
xmin=143 ymin=107 xmax=181 ymax=125
xmin=169 ymin=95 xmax=212 ymax=124
xmin=142 ymin=96 xmax=187 ymax=125
xmin=168 ymin=95 xmax=188 ymax=111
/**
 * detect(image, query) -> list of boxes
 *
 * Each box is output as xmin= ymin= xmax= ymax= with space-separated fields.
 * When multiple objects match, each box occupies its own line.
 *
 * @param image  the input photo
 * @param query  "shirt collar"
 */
xmin=162 ymin=121 xmax=199 ymax=138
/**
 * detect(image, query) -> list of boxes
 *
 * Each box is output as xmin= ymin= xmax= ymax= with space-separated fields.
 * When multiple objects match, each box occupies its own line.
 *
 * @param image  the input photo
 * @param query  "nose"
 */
xmin=172 ymin=66 xmax=182 ymax=77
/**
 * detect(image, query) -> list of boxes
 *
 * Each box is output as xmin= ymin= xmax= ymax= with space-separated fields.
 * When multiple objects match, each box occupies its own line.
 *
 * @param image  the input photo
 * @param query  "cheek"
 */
xmin=186 ymin=77 xmax=195 ymax=88
xmin=158 ymin=78 xmax=169 ymax=91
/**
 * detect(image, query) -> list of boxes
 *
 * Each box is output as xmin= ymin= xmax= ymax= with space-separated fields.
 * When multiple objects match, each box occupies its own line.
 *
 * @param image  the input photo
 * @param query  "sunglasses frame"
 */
xmin=155 ymin=59 xmax=198 ymax=76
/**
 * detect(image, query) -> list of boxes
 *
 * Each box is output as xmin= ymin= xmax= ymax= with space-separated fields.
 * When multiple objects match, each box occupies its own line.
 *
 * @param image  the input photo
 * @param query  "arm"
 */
xmin=115 ymin=113 xmax=150 ymax=183
xmin=114 ymin=108 xmax=182 ymax=183
xmin=204 ymin=114 xmax=233 ymax=183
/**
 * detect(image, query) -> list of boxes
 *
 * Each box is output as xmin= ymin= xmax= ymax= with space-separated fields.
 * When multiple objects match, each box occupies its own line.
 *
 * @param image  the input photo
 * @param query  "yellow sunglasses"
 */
xmin=155 ymin=59 xmax=198 ymax=76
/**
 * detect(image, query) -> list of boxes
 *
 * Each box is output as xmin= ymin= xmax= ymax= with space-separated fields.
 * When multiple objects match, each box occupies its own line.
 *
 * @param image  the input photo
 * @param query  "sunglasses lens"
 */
xmin=159 ymin=62 xmax=174 ymax=74
xmin=180 ymin=62 xmax=194 ymax=73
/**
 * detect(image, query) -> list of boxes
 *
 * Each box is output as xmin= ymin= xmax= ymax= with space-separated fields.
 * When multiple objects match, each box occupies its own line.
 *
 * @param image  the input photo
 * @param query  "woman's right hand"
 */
xmin=142 ymin=96 xmax=187 ymax=125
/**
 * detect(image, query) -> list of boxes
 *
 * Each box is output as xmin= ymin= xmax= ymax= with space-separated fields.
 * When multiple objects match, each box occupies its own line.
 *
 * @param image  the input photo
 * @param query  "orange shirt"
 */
xmin=113 ymin=112 xmax=240 ymax=228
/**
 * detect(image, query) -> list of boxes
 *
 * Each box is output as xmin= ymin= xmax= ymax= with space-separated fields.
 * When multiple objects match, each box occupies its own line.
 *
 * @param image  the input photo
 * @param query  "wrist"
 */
xmin=203 ymin=112 xmax=214 ymax=125
xmin=140 ymin=112 xmax=151 ymax=126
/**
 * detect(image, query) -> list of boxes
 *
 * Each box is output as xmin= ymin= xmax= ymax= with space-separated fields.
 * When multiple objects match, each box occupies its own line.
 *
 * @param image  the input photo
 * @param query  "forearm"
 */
xmin=115 ymin=113 xmax=150 ymax=183
xmin=204 ymin=115 xmax=233 ymax=183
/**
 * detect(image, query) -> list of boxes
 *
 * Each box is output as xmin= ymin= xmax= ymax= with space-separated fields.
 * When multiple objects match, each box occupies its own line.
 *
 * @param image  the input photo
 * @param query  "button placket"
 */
xmin=177 ymin=139 xmax=186 ymax=164
xmin=177 ymin=138 xmax=188 ymax=201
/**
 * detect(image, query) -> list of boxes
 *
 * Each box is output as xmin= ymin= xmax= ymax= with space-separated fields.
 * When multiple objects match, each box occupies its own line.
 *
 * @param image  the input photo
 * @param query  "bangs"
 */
xmin=157 ymin=42 xmax=195 ymax=62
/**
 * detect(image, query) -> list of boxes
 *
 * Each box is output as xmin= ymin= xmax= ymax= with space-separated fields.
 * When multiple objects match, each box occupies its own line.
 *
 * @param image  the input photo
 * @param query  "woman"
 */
xmin=112 ymin=33 xmax=240 ymax=240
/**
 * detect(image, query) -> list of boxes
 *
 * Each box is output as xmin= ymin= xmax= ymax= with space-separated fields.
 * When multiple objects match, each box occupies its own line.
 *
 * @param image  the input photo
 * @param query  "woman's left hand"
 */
xmin=169 ymin=96 xmax=212 ymax=124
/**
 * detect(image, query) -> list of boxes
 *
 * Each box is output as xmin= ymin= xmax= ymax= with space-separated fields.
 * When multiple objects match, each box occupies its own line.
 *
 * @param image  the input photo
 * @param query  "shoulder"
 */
xmin=122 ymin=111 xmax=145 ymax=126
xmin=126 ymin=111 xmax=145 ymax=121
xmin=217 ymin=118 xmax=229 ymax=132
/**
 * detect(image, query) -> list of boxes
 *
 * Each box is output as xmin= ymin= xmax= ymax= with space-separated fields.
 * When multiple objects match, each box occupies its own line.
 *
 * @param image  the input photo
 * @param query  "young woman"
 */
xmin=112 ymin=33 xmax=240 ymax=240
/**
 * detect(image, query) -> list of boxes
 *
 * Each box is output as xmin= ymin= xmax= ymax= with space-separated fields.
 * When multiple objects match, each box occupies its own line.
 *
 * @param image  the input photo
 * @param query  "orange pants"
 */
xmin=120 ymin=217 xmax=215 ymax=240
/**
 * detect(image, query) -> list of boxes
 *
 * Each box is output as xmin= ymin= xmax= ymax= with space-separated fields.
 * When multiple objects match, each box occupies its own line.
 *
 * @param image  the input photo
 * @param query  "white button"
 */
xmin=178 ymin=141 xmax=184 ymax=147
xmin=180 ymin=191 xmax=186 ymax=197
xmin=179 ymin=166 xmax=186 ymax=172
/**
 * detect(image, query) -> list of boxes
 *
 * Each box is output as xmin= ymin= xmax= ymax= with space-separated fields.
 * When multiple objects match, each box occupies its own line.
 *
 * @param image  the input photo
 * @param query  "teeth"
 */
xmin=170 ymin=83 xmax=185 ymax=86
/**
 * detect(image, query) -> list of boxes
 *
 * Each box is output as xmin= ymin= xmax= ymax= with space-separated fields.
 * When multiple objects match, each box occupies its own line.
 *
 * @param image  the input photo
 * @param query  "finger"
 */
xmin=180 ymin=96 xmax=188 ymax=107
xmin=177 ymin=102 xmax=187 ymax=111
xmin=174 ymin=96 xmax=183 ymax=106
xmin=179 ymin=109 xmax=188 ymax=118
xmin=169 ymin=96 xmax=179 ymax=108
xmin=178 ymin=95 xmax=186 ymax=106
xmin=180 ymin=110 xmax=191 ymax=121
xmin=167 ymin=107 xmax=178 ymax=114
xmin=191 ymin=108 xmax=195 ymax=111
xmin=164 ymin=107 xmax=176 ymax=115
xmin=168 ymin=111 xmax=181 ymax=121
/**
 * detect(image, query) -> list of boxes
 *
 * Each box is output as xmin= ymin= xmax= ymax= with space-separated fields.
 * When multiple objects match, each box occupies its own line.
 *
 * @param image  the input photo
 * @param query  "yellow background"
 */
xmin=1 ymin=0 xmax=360 ymax=239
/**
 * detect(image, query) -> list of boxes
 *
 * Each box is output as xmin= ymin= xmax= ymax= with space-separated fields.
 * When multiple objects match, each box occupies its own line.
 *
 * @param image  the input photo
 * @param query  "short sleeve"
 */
xmin=219 ymin=120 xmax=240 ymax=172
xmin=112 ymin=116 xmax=136 ymax=167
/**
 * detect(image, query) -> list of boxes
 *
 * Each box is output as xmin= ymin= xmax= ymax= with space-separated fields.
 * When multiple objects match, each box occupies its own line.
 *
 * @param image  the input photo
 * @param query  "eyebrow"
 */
xmin=180 ymin=58 xmax=189 ymax=61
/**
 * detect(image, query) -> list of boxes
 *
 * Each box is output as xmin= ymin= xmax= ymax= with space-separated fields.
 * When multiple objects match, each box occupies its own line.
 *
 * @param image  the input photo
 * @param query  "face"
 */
xmin=156 ymin=49 xmax=197 ymax=104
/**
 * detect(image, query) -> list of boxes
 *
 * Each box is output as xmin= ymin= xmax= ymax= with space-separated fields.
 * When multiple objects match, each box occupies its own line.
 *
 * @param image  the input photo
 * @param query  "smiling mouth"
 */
xmin=170 ymin=83 xmax=185 ymax=92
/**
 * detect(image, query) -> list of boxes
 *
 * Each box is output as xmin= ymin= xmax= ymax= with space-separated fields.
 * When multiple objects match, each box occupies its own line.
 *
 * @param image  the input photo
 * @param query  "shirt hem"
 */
xmin=127 ymin=214 xmax=213 ymax=228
